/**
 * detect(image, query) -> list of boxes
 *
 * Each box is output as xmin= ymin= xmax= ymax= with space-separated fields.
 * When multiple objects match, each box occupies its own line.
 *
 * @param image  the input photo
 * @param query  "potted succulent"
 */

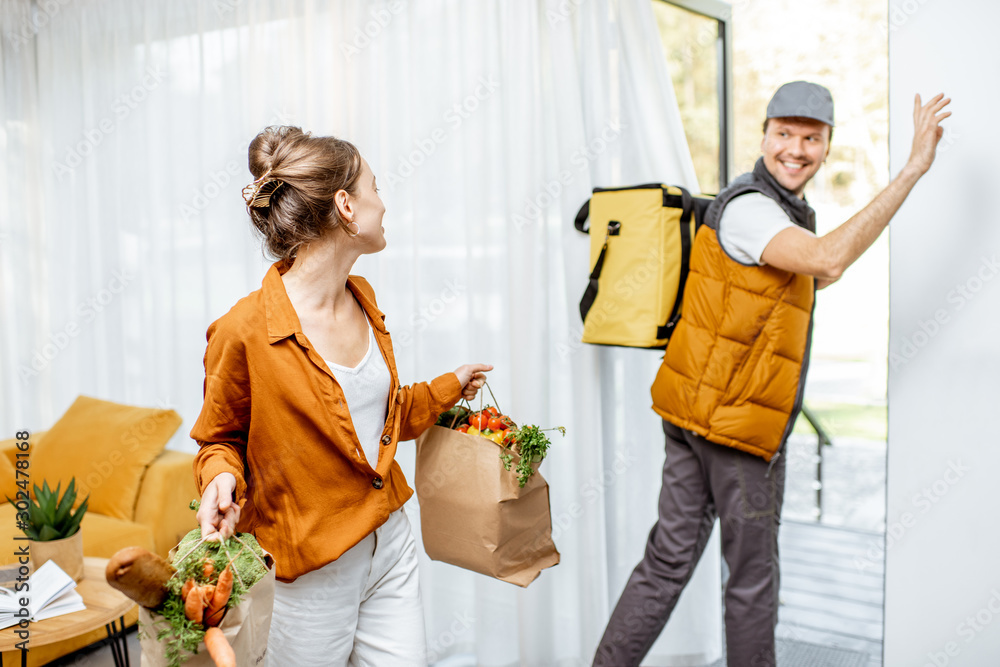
xmin=8 ymin=478 xmax=89 ymax=582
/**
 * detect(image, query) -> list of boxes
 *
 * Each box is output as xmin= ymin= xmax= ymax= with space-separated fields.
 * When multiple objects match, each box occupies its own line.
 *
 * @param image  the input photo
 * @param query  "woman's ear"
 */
xmin=334 ymin=189 xmax=353 ymax=222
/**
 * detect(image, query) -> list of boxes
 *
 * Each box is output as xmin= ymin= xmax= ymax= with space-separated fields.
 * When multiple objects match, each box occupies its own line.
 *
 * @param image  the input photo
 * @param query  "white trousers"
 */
xmin=267 ymin=509 xmax=427 ymax=667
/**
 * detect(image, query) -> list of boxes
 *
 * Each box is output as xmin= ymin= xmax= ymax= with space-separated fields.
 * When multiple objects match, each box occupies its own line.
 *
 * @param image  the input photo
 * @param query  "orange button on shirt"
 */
xmin=190 ymin=260 xmax=463 ymax=582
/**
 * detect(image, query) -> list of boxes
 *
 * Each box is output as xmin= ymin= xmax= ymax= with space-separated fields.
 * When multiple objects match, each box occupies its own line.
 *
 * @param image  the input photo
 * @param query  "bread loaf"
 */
xmin=105 ymin=546 xmax=175 ymax=609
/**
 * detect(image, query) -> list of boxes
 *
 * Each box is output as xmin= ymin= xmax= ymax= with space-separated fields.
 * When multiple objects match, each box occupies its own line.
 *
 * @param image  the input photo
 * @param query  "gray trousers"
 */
xmin=593 ymin=420 xmax=786 ymax=667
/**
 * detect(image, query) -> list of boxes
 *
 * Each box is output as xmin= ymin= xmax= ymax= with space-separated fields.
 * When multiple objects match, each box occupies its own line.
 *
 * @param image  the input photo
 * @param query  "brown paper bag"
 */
xmin=415 ymin=425 xmax=560 ymax=587
xmin=139 ymin=547 xmax=275 ymax=667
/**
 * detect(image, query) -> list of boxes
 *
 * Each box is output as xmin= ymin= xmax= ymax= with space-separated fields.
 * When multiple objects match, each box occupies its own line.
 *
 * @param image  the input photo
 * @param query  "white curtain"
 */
xmin=0 ymin=1 xmax=721 ymax=664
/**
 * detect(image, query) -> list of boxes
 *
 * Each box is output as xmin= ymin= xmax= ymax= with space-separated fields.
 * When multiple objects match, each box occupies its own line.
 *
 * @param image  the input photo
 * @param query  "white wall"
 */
xmin=886 ymin=0 xmax=1000 ymax=664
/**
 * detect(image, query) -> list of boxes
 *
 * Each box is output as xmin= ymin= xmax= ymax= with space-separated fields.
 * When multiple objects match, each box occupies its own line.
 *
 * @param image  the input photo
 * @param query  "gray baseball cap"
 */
xmin=766 ymin=81 xmax=835 ymax=127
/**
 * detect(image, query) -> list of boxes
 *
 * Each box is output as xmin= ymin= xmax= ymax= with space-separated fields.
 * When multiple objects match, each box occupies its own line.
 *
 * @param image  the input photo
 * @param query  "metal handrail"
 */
xmin=799 ymin=405 xmax=833 ymax=521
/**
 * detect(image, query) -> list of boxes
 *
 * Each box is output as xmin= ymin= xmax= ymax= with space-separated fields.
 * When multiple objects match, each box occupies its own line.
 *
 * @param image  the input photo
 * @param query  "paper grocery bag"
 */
xmin=139 ymin=549 xmax=275 ymax=667
xmin=415 ymin=425 xmax=560 ymax=587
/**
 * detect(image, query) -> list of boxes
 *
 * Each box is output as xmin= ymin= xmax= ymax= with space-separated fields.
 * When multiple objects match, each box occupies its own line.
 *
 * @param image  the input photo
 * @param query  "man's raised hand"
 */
xmin=907 ymin=93 xmax=952 ymax=176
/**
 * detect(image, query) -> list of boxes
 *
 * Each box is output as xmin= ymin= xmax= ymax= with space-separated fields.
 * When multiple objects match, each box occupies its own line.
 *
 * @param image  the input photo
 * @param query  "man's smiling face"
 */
xmin=760 ymin=117 xmax=831 ymax=197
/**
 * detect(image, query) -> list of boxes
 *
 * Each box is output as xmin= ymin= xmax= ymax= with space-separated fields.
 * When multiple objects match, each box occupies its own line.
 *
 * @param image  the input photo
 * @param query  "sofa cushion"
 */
xmin=0 ymin=504 xmax=155 ymax=565
xmin=31 ymin=396 xmax=182 ymax=520
xmin=0 ymin=455 xmax=15 ymax=504
xmin=79 ymin=510 xmax=157 ymax=558
xmin=0 ymin=432 xmax=42 ymax=502
xmin=133 ymin=450 xmax=199 ymax=558
xmin=0 ymin=431 xmax=47 ymax=469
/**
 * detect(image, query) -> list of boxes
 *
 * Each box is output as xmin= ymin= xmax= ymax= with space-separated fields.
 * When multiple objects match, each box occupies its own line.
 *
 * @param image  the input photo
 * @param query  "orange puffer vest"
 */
xmin=650 ymin=159 xmax=816 ymax=461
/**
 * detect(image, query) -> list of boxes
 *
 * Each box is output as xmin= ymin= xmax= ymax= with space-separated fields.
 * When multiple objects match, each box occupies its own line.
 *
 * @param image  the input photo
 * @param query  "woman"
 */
xmin=190 ymin=125 xmax=490 ymax=666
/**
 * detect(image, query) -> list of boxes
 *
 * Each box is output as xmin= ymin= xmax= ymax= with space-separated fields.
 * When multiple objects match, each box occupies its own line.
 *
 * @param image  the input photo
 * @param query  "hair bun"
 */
xmin=248 ymin=126 xmax=307 ymax=179
xmin=244 ymin=126 xmax=363 ymax=262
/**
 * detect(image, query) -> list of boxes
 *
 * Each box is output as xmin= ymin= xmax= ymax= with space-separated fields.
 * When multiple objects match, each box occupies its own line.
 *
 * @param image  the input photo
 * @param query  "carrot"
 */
xmin=203 ymin=559 xmax=215 ymax=579
xmin=201 ymin=584 xmax=216 ymax=607
xmin=181 ymin=579 xmax=195 ymax=601
xmin=204 ymin=564 xmax=233 ymax=627
xmin=203 ymin=626 xmax=236 ymax=667
xmin=184 ymin=585 xmax=204 ymax=624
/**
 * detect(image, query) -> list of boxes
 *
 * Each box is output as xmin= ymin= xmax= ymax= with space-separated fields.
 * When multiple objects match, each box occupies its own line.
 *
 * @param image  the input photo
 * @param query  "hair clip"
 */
xmin=242 ymin=168 xmax=285 ymax=209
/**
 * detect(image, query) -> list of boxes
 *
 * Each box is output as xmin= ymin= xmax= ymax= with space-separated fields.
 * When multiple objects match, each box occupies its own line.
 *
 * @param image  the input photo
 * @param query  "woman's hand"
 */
xmin=454 ymin=363 xmax=493 ymax=401
xmin=197 ymin=472 xmax=241 ymax=542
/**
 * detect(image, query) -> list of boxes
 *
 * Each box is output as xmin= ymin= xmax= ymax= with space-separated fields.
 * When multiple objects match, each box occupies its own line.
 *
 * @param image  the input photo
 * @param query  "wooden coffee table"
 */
xmin=0 ymin=557 xmax=135 ymax=667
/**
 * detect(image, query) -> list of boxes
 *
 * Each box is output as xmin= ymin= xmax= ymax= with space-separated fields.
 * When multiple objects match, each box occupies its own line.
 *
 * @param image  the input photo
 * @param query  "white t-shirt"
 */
xmin=323 ymin=318 xmax=391 ymax=469
xmin=717 ymin=192 xmax=797 ymax=266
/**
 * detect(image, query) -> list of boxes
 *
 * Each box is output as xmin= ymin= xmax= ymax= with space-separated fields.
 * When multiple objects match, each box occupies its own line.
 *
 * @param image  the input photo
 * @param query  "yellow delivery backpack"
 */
xmin=574 ymin=184 xmax=713 ymax=349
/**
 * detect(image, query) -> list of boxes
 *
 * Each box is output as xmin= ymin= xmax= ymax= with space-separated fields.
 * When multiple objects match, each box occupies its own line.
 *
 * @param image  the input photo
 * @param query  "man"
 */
xmin=593 ymin=82 xmax=951 ymax=666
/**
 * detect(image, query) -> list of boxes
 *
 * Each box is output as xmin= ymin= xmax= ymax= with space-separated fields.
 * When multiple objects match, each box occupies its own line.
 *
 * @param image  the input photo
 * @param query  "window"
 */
xmin=651 ymin=0 xmax=733 ymax=193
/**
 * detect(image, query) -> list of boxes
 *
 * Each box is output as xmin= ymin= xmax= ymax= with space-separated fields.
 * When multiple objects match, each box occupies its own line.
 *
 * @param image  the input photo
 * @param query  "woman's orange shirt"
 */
xmin=190 ymin=259 xmax=463 ymax=582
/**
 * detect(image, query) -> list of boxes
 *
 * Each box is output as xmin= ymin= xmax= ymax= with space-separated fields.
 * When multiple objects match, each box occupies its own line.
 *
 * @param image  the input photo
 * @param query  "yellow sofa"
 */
xmin=0 ymin=396 xmax=199 ymax=666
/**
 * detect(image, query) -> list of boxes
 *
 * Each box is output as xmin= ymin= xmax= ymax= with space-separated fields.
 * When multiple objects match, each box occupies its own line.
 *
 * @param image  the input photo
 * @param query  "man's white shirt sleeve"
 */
xmin=717 ymin=193 xmax=797 ymax=266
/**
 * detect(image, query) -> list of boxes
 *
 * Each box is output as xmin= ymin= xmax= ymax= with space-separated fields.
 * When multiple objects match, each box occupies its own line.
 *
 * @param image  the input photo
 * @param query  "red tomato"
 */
xmin=468 ymin=412 xmax=489 ymax=430
xmin=484 ymin=406 xmax=500 ymax=418
xmin=487 ymin=416 xmax=504 ymax=432
xmin=456 ymin=424 xmax=470 ymax=433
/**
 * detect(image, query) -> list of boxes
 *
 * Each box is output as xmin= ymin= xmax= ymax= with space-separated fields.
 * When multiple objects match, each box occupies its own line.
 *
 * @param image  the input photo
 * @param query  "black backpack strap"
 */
xmin=579 ymin=220 xmax=620 ymax=323
xmin=657 ymin=187 xmax=695 ymax=339
xmin=574 ymin=199 xmax=591 ymax=233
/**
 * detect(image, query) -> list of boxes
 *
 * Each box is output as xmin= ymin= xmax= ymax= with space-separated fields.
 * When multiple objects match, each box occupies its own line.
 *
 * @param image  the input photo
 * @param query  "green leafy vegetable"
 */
xmin=148 ymin=529 xmax=269 ymax=667
xmin=169 ymin=529 xmax=268 ymax=604
xmin=155 ymin=594 xmax=205 ymax=667
xmin=500 ymin=425 xmax=566 ymax=487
